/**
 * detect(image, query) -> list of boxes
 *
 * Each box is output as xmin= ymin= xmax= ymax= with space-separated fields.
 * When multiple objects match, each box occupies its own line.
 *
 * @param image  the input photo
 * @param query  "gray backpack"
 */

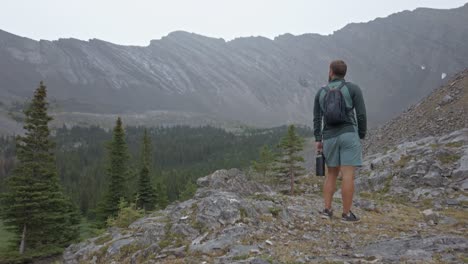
xmin=319 ymin=82 xmax=354 ymax=126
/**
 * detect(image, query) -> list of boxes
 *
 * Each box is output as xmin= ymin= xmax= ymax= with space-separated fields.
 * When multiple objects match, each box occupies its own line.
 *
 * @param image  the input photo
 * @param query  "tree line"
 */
xmin=0 ymin=82 xmax=311 ymax=261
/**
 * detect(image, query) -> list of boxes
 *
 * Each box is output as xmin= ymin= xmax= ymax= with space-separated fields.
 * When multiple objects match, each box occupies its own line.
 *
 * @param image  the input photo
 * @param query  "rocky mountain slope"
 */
xmin=365 ymin=69 xmax=468 ymax=155
xmin=64 ymin=160 xmax=467 ymax=263
xmin=1 ymin=4 xmax=468 ymax=129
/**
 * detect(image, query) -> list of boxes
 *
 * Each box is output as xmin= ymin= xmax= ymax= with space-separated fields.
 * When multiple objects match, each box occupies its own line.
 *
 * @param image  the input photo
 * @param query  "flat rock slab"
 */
xmin=358 ymin=235 xmax=468 ymax=262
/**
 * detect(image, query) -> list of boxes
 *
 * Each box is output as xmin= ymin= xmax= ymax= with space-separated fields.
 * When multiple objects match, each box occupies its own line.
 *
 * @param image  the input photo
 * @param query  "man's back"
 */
xmin=313 ymin=78 xmax=367 ymax=142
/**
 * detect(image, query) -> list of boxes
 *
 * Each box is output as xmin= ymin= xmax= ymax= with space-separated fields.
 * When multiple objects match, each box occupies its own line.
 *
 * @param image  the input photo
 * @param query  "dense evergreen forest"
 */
xmin=0 ymin=124 xmax=313 ymax=218
xmin=0 ymin=82 xmax=312 ymax=263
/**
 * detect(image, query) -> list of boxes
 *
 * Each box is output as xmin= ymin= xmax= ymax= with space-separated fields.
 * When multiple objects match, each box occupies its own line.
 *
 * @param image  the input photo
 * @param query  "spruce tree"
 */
xmin=0 ymin=81 xmax=79 ymax=255
xmin=136 ymin=129 xmax=157 ymax=211
xmin=99 ymin=117 xmax=129 ymax=222
xmin=252 ymin=145 xmax=276 ymax=178
xmin=155 ymin=182 xmax=169 ymax=209
xmin=275 ymin=125 xmax=305 ymax=195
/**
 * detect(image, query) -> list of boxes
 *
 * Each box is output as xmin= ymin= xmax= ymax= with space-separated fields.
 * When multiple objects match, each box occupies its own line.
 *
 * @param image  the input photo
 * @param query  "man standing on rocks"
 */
xmin=313 ymin=60 xmax=367 ymax=223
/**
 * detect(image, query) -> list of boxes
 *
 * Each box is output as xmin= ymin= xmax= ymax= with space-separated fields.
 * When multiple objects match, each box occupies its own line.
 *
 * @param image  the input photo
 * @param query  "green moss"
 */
xmin=437 ymin=153 xmax=461 ymax=164
xmin=445 ymin=142 xmax=464 ymax=148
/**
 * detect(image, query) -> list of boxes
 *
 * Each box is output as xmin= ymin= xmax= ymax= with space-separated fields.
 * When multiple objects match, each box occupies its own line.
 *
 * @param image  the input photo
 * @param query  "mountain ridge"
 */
xmin=0 ymin=4 xmax=467 ymax=131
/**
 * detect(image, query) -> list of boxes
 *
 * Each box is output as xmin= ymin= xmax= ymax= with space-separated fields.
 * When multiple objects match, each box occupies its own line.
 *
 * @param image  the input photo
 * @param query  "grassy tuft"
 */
xmin=94 ymin=234 xmax=113 ymax=245
xmin=394 ymin=155 xmax=412 ymax=168
xmin=445 ymin=142 xmax=464 ymax=148
xmin=268 ymin=207 xmax=281 ymax=218
xmin=437 ymin=153 xmax=461 ymax=164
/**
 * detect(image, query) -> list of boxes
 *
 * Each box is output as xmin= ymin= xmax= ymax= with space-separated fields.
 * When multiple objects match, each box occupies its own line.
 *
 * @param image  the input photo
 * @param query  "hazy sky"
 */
xmin=1 ymin=0 xmax=466 ymax=45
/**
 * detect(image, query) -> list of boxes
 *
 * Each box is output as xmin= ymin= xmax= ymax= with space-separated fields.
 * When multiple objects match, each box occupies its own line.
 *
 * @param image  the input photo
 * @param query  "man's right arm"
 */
xmin=351 ymin=85 xmax=367 ymax=139
xmin=313 ymin=90 xmax=323 ymax=142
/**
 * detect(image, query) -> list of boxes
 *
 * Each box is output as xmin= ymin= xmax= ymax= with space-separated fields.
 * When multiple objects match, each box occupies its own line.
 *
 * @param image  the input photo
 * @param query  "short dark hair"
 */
xmin=330 ymin=60 xmax=347 ymax=78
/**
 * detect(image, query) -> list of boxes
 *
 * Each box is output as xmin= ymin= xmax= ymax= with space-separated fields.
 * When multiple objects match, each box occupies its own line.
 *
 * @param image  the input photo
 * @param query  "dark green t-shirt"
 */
xmin=313 ymin=78 xmax=367 ymax=141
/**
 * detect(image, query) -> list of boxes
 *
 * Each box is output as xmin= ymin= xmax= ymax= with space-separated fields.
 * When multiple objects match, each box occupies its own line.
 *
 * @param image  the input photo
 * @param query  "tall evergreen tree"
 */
xmin=252 ymin=145 xmax=276 ymax=178
xmin=275 ymin=125 xmax=305 ymax=195
xmin=98 ymin=117 xmax=129 ymax=222
xmin=136 ymin=129 xmax=157 ymax=211
xmin=0 ymin=81 xmax=79 ymax=255
xmin=141 ymin=128 xmax=153 ymax=167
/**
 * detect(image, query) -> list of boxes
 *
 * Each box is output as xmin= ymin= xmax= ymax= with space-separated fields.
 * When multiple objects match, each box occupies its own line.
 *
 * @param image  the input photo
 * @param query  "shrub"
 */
xmin=106 ymin=199 xmax=143 ymax=228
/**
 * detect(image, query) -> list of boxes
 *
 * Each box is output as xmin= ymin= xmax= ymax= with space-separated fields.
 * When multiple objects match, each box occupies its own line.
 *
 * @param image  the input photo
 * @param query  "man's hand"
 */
xmin=316 ymin=141 xmax=323 ymax=152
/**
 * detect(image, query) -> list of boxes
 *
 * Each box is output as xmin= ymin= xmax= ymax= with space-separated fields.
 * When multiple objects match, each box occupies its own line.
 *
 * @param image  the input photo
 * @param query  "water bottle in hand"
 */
xmin=316 ymin=151 xmax=325 ymax=176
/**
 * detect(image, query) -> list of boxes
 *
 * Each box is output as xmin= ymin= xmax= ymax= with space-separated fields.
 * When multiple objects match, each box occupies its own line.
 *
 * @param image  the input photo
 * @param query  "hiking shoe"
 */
xmin=341 ymin=211 xmax=360 ymax=223
xmin=319 ymin=208 xmax=333 ymax=219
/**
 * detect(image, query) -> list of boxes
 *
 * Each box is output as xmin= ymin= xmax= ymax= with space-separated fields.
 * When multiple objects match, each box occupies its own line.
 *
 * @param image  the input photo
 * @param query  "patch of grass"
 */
xmin=394 ymin=155 xmax=412 ymax=168
xmin=94 ymin=234 xmax=113 ymax=245
xmin=191 ymin=220 xmax=208 ymax=234
xmin=360 ymin=170 xmax=371 ymax=177
xmin=92 ymin=244 xmax=110 ymax=263
xmin=116 ymin=244 xmax=143 ymax=261
xmin=379 ymin=176 xmax=393 ymax=194
xmin=251 ymin=193 xmax=276 ymax=202
xmin=430 ymin=144 xmax=439 ymax=149
xmin=159 ymin=221 xmax=186 ymax=249
xmin=259 ymin=214 xmax=274 ymax=222
xmin=421 ymin=199 xmax=433 ymax=209
xmin=233 ymin=254 xmax=250 ymax=261
xmin=268 ymin=207 xmax=281 ymax=218
xmin=437 ymin=153 xmax=461 ymax=164
xmin=258 ymin=254 xmax=275 ymax=263
xmin=239 ymin=207 xmax=248 ymax=220
xmin=359 ymin=192 xmax=372 ymax=199
xmin=445 ymin=142 xmax=464 ymax=148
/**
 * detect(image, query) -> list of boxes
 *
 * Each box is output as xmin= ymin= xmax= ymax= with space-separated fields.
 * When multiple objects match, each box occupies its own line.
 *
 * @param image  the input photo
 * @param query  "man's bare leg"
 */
xmin=340 ymin=166 xmax=356 ymax=214
xmin=323 ymin=167 xmax=340 ymax=210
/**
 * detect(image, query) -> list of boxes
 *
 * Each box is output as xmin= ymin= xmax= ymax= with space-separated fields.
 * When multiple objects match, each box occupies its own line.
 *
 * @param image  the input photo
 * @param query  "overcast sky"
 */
xmin=1 ymin=0 xmax=466 ymax=45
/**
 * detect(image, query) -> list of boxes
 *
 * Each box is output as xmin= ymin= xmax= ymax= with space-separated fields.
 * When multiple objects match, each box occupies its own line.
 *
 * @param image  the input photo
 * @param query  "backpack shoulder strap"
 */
xmin=340 ymin=82 xmax=354 ymax=110
xmin=318 ymin=86 xmax=329 ymax=112
xmin=336 ymin=81 xmax=346 ymax=90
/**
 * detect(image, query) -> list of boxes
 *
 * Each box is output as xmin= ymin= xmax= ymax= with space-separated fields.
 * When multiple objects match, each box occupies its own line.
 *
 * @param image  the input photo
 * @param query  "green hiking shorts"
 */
xmin=323 ymin=132 xmax=362 ymax=167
